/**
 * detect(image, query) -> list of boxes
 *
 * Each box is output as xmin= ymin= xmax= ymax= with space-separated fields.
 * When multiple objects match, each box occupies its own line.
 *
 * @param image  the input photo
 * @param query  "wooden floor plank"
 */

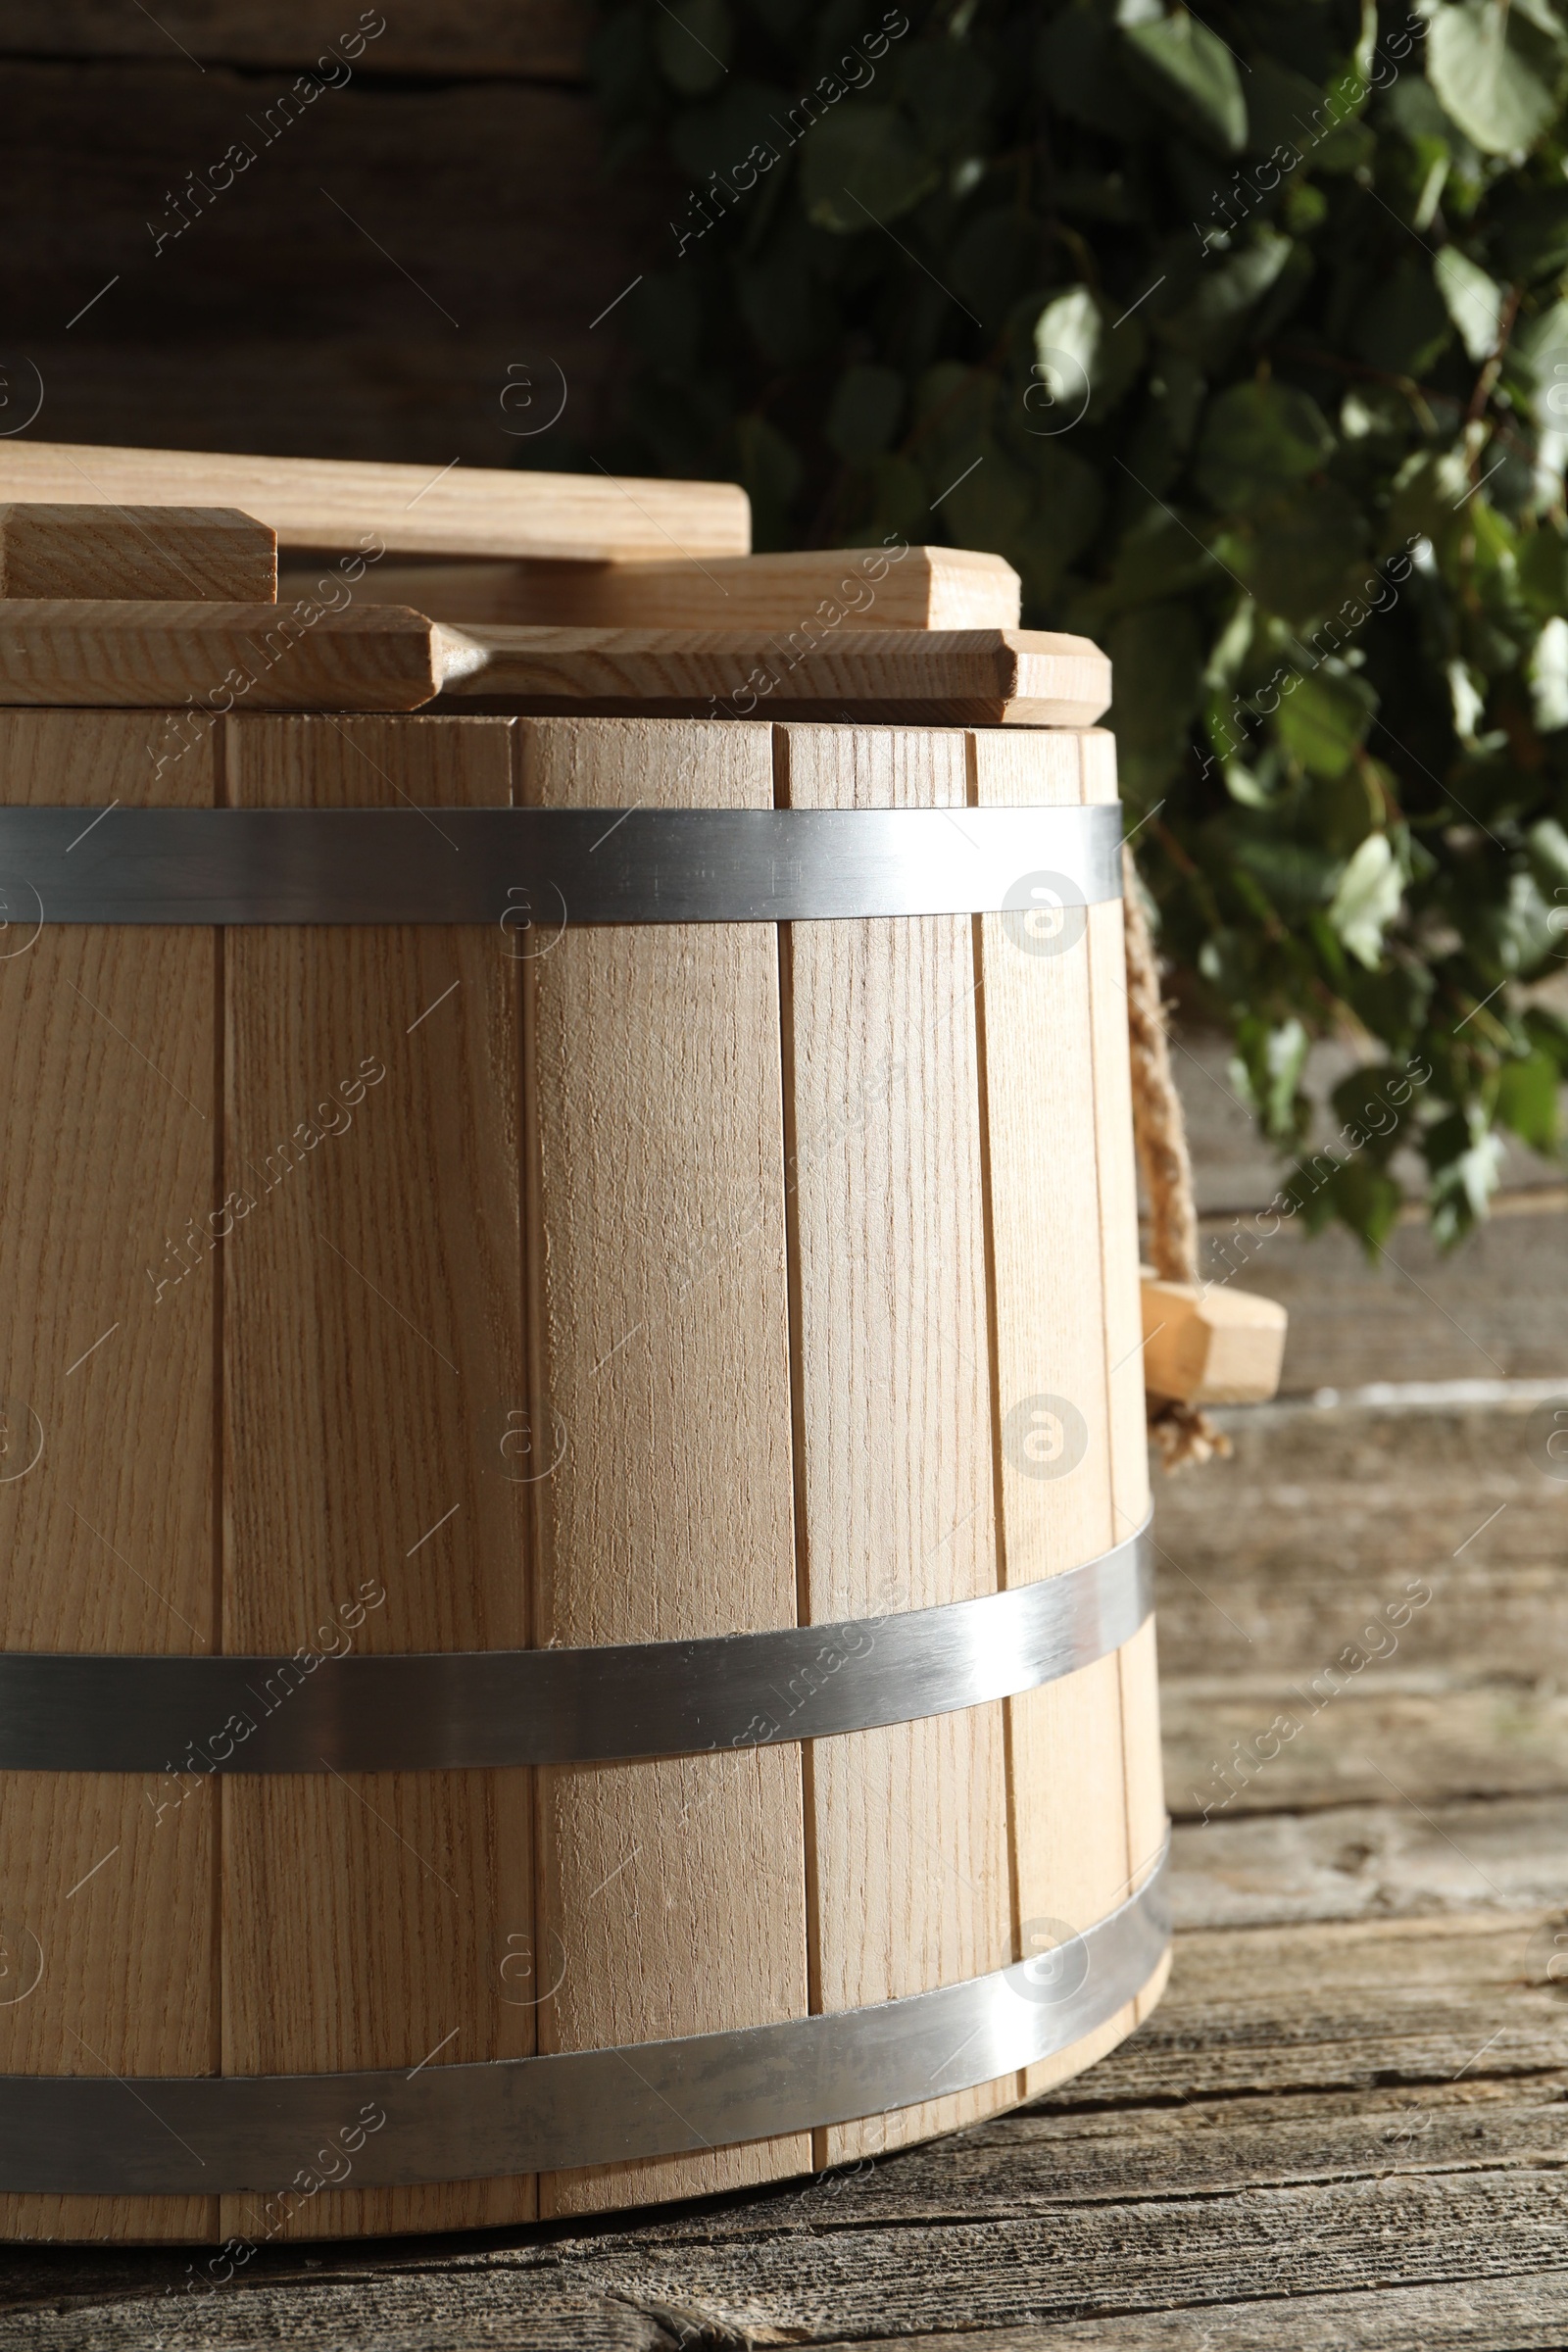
xmin=1171 ymin=1790 xmax=1568 ymax=1929
xmin=1164 ymin=1671 xmax=1568 ymax=1815
xmin=1149 ymin=1394 xmax=1568 ymax=1684
xmin=795 ymin=2074 xmax=1568 ymax=2215
xmin=529 ymin=2169 xmax=1568 ymax=2342
xmin=1058 ymin=1914 xmax=1565 ymax=2111
xmin=12 ymin=2259 xmax=1568 ymax=2351
xmin=142 ymin=2145 xmax=1568 ymax=2348
xmin=812 ymin=2274 xmax=1568 ymax=2351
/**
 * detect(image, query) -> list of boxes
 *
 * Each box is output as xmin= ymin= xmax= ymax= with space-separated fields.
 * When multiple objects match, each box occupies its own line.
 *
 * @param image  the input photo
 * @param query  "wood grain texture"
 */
xmin=1147 ymin=1392 xmax=1567 ymax=1685
xmin=0 ymin=612 xmax=1108 ymax=727
xmin=778 ymin=723 xmax=1012 ymax=2165
xmin=443 ymin=625 xmax=1110 ymax=727
xmin=1080 ymin=730 xmax=1147 ymax=1552
xmin=1170 ymin=1789 xmax=1568 ymax=1931
xmin=220 ymin=712 xmax=531 ymax=2241
xmin=0 ymin=709 xmax=220 ymax=2242
xmin=345 ymin=547 xmax=1024 ymax=633
xmin=1163 ymin=1669 xmax=1568 ymax=1814
xmin=0 ymin=507 xmax=276 ymax=603
xmin=0 ymin=1890 xmax=1559 ymax=2336
xmin=849 ymin=2069 xmax=1568 ymax=2205
xmin=1078 ymin=1915 xmax=1563 ymax=2108
xmin=518 ymin=716 xmax=809 ymax=2216
xmin=0 ymin=709 xmax=1153 ymax=2242
xmin=969 ymin=727 xmax=1138 ymax=2100
xmin=1077 ymin=732 xmax=1166 ymax=2018
xmin=846 ymin=2276 xmax=1568 ymax=2352
xmin=1141 ymin=1276 xmax=1287 ymax=1404
xmin=0 ymin=602 xmax=446 ymax=710
xmin=0 ymin=447 xmax=749 ymax=564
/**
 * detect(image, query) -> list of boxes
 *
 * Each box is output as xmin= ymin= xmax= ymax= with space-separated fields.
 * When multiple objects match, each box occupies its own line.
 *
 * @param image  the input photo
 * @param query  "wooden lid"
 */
xmin=0 ymin=501 xmax=1108 ymax=724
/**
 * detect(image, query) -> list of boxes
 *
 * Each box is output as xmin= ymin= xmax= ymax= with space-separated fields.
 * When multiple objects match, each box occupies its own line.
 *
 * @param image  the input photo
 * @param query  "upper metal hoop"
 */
xmin=0 ymin=803 xmax=1123 ymax=924
xmin=0 ymin=1521 xmax=1151 ymax=1774
xmin=0 ymin=1842 xmax=1169 ymax=2192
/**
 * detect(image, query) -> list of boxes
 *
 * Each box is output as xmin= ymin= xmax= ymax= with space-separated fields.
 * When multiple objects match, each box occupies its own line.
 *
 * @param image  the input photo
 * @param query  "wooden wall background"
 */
xmin=0 ymin=5 xmax=639 ymax=465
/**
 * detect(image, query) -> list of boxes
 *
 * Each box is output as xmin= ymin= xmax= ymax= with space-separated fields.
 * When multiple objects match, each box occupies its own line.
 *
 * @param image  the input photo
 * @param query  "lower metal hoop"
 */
xmin=0 ymin=1843 xmax=1170 ymax=2193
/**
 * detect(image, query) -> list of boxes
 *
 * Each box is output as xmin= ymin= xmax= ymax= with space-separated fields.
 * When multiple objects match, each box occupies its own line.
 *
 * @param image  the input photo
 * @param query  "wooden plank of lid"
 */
xmin=0 ymin=608 xmax=1108 ymax=724
xmin=438 ymin=624 xmax=1111 ymax=727
xmin=0 ymin=505 xmax=277 ymax=602
xmin=318 ymin=547 xmax=1024 ymax=633
xmin=0 ymin=442 xmax=752 ymax=564
xmin=0 ymin=601 xmax=455 ymax=710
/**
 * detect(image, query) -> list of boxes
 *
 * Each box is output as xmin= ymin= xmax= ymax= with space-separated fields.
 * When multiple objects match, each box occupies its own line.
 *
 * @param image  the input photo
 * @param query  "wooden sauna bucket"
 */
xmin=0 ymin=675 xmax=1166 ymax=2242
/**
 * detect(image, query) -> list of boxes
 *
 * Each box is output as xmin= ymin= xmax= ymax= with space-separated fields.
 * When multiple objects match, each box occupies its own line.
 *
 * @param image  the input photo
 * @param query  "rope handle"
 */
xmin=1121 ymin=844 xmax=1232 ymax=1473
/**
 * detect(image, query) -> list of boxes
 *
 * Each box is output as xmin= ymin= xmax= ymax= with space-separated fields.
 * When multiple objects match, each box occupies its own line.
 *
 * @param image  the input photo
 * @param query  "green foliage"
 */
xmin=590 ymin=0 xmax=1568 ymax=1247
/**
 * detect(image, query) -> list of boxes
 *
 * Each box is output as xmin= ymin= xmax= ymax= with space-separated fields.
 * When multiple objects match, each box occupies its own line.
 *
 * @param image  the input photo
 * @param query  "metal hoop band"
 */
xmin=0 ymin=1843 xmax=1169 ymax=2193
xmin=0 ymin=1522 xmax=1151 ymax=1774
xmin=0 ymin=802 xmax=1122 ymax=924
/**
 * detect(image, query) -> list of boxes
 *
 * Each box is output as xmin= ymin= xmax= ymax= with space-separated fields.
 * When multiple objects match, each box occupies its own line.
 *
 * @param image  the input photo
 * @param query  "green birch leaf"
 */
xmin=1031 ymin=284 xmax=1146 ymax=420
xmin=1329 ymin=831 xmax=1403 ymax=966
xmin=1426 ymin=1106 xmax=1505 ymax=1247
xmin=1528 ymin=617 xmax=1568 ymax=729
xmin=1427 ymin=1 xmax=1561 ymax=158
xmin=1333 ymin=1156 xmax=1405 ymax=1251
xmin=1119 ymin=7 xmax=1248 ymax=154
xmin=1435 ymin=246 xmax=1505 ymax=362
xmin=1495 ymin=1048 xmax=1561 ymax=1152
xmin=1194 ymin=381 xmax=1335 ymax=511
xmin=1240 ymin=483 xmax=1368 ymax=626
xmin=1229 ymin=1014 xmax=1310 ymax=1140
xmin=1158 ymin=230 xmax=1294 ymax=362
xmin=800 ymin=106 xmax=940 ymax=231
xmin=1276 ymin=663 xmax=1378 ymax=775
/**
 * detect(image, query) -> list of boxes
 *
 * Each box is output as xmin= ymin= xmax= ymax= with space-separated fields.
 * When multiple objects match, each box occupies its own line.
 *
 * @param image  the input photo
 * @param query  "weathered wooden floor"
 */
xmin=0 ymin=1355 xmax=1563 ymax=2349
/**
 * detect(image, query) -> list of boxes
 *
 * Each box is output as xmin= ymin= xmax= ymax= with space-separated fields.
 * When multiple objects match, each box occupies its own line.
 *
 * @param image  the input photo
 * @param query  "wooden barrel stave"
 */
xmin=519 ymin=715 xmax=809 ymax=2219
xmin=778 ymin=720 xmax=1014 ymax=2166
xmin=219 ymin=713 xmax=533 ymax=2241
xmin=0 ymin=709 xmax=221 ymax=2243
